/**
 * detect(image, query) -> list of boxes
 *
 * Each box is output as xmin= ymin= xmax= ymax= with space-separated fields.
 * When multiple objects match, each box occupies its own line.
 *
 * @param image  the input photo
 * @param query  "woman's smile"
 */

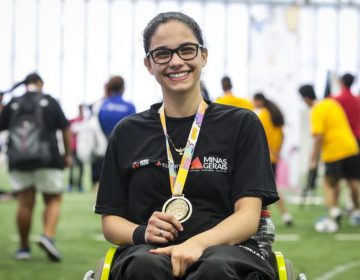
xmin=167 ymin=71 xmax=191 ymax=81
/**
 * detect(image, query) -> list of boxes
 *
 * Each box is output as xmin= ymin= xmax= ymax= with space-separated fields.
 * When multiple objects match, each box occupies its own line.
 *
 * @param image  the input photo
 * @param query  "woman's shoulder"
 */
xmin=119 ymin=106 xmax=157 ymax=124
xmin=112 ymin=104 xmax=160 ymax=134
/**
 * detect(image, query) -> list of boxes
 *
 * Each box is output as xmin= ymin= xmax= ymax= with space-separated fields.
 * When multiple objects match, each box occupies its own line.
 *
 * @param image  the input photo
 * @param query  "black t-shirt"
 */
xmin=95 ymin=102 xmax=279 ymax=244
xmin=0 ymin=91 xmax=69 ymax=170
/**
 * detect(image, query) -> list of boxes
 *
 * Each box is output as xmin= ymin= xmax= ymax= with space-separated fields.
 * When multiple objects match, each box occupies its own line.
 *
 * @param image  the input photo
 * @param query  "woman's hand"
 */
xmin=145 ymin=211 xmax=183 ymax=244
xmin=149 ymin=238 xmax=205 ymax=278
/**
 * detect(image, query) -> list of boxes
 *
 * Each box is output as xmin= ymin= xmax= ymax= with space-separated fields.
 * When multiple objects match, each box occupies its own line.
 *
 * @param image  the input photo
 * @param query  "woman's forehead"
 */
xmin=149 ymin=21 xmax=197 ymax=49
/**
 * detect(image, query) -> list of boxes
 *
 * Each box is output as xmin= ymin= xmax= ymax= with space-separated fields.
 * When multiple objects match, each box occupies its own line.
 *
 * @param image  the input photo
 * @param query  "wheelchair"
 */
xmin=83 ymin=246 xmax=307 ymax=280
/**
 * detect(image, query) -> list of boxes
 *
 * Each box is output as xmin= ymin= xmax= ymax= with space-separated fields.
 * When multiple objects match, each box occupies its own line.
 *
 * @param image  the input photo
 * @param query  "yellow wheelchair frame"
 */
xmin=83 ymin=246 xmax=307 ymax=280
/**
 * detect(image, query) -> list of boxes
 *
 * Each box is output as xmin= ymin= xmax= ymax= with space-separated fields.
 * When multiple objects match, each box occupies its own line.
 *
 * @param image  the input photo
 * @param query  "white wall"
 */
xmin=0 ymin=0 xmax=359 ymax=187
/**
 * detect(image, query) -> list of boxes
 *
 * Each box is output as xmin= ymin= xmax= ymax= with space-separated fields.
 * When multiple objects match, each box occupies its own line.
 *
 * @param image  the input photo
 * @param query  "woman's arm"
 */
xmin=102 ymin=215 xmax=138 ymax=245
xmin=310 ymin=134 xmax=322 ymax=169
xmin=191 ymin=196 xmax=261 ymax=247
xmin=102 ymin=212 xmax=183 ymax=246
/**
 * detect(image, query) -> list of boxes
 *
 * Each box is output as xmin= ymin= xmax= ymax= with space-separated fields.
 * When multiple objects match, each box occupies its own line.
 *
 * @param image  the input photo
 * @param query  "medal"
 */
xmin=159 ymin=99 xmax=208 ymax=223
xmin=162 ymin=195 xmax=192 ymax=223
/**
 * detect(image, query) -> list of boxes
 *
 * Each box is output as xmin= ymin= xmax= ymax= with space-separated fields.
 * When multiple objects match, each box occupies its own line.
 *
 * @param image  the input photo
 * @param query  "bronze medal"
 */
xmin=162 ymin=196 xmax=192 ymax=223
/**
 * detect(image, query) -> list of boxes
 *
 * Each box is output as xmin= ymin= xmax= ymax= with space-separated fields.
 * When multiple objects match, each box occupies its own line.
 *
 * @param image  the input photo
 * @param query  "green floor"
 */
xmin=0 ymin=188 xmax=359 ymax=279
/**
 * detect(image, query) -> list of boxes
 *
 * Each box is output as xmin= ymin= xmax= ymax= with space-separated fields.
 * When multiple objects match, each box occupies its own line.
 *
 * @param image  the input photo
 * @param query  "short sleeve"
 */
xmin=95 ymin=134 xmax=130 ymax=217
xmin=232 ymin=115 xmax=278 ymax=206
xmin=310 ymin=106 xmax=324 ymax=135
xmin=0 ymin=102 xmax=13 ymax=131
xmin=49 ymin=97 xmax=69 ymax=129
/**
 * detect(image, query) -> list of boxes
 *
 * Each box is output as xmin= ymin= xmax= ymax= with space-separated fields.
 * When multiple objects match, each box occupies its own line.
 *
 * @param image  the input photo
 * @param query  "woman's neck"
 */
xmin=162 ymin=92 xmax=203 ymax=118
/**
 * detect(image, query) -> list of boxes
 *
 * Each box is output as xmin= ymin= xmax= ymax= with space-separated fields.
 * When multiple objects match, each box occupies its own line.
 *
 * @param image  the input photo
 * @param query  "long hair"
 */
xmin=254 ymin=93 xmax=284 ymax=127
xmin=2 ymin=72 xmax=43 ymax=94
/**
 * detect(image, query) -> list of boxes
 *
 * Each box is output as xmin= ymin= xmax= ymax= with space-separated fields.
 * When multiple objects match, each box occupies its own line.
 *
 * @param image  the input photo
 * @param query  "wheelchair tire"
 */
xmin=93 ymin=256 xmax=105 ymax=280
xmin=285 ymin=259 xmax=294 ymax=280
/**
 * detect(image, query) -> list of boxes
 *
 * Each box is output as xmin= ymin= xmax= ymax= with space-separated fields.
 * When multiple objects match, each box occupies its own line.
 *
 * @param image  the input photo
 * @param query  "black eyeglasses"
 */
xmin=146 ymin=43 xmax=204 ymax=64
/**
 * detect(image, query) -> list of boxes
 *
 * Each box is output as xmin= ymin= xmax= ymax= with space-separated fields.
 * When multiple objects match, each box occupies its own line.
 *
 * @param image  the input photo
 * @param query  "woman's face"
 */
xmin=144 ymin=21 xmax=207 ymax=97
xmin=253 ymin=98 xmax=264 ymax=109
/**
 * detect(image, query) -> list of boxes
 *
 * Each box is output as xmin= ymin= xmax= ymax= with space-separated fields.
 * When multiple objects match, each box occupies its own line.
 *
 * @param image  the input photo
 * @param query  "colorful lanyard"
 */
xmin=159 ymin=99 xmax=208 ymax=196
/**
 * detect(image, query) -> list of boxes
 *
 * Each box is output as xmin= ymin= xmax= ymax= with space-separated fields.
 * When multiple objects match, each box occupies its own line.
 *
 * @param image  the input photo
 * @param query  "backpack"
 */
xmin=7 ymin=92 xmax=52 ymax=171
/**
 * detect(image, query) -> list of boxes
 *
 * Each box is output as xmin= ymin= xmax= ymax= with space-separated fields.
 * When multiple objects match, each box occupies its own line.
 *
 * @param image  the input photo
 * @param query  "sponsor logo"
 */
xmin=132 ymin=156 xmax=228 ymax=173
xmin=190 ymin=157 xmax=203 ymax=169
xmin=131 ymin=160 xmax=179 ymax=170
xmin=131 ymin=159 xmax=150 ymax=169
xmin=191 ymin=156 xmax=228 ymax=172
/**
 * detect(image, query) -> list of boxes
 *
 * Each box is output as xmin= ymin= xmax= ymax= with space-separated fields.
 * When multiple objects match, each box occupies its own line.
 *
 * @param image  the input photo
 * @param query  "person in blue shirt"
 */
xmin=98 ymin=76 xmax=136 ymax=139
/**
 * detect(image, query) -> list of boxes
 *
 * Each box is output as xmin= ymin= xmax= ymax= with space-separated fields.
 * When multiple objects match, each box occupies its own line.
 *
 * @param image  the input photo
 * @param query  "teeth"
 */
xmin=168 ymin=72 xmax=188 ymax=78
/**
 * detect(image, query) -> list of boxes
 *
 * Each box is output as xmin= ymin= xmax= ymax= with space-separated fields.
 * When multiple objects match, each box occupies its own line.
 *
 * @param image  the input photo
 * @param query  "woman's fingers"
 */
xmin=145 ymin=211 xmax=183 ymax=243
xmin=171 ymin=253 xmax=189 ymax=278
xmin=153 ymin=211 xmax=184 ymax=231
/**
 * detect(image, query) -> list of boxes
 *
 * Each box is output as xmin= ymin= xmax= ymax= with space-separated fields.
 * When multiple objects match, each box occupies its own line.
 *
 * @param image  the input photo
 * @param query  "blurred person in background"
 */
xmin=298 ymin=85 xmax=360 ymax=232
xmin=98 ymin=76 xmax=136 ymax=140
xmin=331 ymin=73 xmax=360 ymax=218
xmin=215 ymin=76 xmax=253 ymax=110
xmin=84 ymin=76 xmax=135 ymax=192
xmin=68 ymin=104 xmax=85 ymax=192
xmin=331 ymin=73 xmax=360 ymax=147
xmin=83 ymin=99 xmax=107 ymax=192
xmin=0 ymin=91 xmax=13 ymax=201
xmin=253 ymin=93 xmax=294 ymax=226
xmin=0 ymin=72 xmax=71 ymax=261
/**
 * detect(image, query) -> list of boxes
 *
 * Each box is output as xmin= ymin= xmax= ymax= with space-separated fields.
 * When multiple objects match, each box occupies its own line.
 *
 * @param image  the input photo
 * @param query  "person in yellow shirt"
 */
xmin=253 ymin=93 xmax=294 ymax=226
xmin=299 ymin=85 xmax=360 ymax=232
xmin=215 ymin=76 xmax=253 ymax=110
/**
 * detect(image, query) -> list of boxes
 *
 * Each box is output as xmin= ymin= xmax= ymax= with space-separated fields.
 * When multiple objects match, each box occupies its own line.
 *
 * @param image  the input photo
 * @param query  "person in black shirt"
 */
xmin=95 ymin=12 xmax=278 ymax=280
xmin=0 ymin=73 xmax=71 ymax=261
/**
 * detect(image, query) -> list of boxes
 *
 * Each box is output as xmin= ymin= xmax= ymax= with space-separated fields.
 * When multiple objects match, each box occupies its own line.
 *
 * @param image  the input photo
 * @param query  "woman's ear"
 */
xmin=201 ymin=48 xmax=208 ymax=67
xmin=144 ymin=57 xmax=154 ymax=75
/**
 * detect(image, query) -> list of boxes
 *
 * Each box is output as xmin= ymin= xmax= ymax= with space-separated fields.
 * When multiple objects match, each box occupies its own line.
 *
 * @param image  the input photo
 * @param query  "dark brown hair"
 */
xmin=143 ymin=12 xmax=204 ymax=54
xmin=254 ymin=92 xmax=284 ymax=127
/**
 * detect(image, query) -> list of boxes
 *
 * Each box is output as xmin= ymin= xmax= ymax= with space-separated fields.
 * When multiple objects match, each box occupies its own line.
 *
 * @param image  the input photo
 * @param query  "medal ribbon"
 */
xmin=159 ymin=99 xmax=208 ymax=196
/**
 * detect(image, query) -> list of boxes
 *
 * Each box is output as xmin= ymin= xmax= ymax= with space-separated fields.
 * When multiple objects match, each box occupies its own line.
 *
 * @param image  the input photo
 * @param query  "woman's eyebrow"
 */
xmin=151 ymin=42 xmax=198 ymax=51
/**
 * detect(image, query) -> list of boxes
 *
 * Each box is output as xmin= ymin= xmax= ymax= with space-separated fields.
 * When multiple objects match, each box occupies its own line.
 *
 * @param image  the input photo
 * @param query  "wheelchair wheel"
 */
xmin=93 ymin=256 xmax=105 ymax=280
xmin=285 ymin=259 xmax=294 ymax=280
xmin=83 ymin=270 xmax=95 ymax=280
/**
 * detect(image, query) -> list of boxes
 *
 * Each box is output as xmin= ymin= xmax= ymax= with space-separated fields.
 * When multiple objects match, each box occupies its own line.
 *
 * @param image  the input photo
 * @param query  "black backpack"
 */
xmin=7 ymin=92 xmax=52 ymax=170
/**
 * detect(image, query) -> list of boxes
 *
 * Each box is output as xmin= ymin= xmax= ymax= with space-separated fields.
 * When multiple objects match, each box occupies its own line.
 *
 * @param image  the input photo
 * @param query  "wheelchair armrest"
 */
xmin=100 ymin=247 xmax=117 ymax=280
xmin=274 ymin=251 xmax=287 ymax=280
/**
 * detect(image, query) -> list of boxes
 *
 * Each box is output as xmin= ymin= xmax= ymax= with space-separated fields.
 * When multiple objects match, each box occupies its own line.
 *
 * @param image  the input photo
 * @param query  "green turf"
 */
xmin=1 ymin=188 xmax=360 ymax=279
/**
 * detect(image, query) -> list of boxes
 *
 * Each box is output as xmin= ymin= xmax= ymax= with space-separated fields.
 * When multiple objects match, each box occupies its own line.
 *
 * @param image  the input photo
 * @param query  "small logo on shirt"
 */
xmin=131 ymin=159 xmax=150 ymax=169
xmin=190 ymin=157 xmax=203 ymax=169
xmin=191 ymin=156 xmax=228 ymax=172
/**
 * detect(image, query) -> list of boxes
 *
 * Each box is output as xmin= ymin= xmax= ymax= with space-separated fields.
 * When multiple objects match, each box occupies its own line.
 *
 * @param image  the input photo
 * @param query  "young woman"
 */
xmin=253 ymin=93 xmax=294 ymax=226
xmin=95 ymin=12 xmax=278 ymax=280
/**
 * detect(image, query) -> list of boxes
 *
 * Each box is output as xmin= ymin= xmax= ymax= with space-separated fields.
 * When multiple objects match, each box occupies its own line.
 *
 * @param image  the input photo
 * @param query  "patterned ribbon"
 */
xmin=159 ymin=99 xmax=208 ymax=196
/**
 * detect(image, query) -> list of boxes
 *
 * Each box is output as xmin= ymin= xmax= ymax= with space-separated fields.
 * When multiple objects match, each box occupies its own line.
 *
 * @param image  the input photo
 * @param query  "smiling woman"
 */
xmin=143 ymin=17 xmax=207 ymax=105
xmin=95 ymin=11 xmax=279 ymax=280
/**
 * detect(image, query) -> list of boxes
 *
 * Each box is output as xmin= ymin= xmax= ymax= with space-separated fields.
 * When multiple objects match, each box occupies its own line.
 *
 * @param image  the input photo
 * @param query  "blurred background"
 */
xmin=1 ymin=0 xmax=360 ymax=279
xmin=1 ymin=0 xmax=360 ymax=186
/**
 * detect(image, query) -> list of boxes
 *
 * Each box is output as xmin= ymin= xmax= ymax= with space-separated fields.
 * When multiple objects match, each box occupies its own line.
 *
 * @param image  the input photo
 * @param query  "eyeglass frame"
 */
xmin=146 ymin=43 xmax=204 ymax=65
